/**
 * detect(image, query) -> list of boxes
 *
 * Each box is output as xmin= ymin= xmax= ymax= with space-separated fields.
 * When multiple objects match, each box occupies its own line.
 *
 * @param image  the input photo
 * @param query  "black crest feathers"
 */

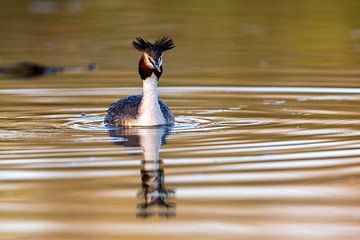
xmin=132 ymin=37 xmax=175 ymax=53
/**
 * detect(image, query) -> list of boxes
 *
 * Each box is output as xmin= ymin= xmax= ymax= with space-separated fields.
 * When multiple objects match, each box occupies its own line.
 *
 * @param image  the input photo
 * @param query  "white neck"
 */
xmin=142 ymin=73 xmax=159 ymax=100
xmin=137 ymin=74 xmax=166 ymax=126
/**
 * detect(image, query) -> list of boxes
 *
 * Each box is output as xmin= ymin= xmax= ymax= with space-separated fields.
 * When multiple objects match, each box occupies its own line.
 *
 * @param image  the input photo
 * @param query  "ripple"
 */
xmin=65 ymin=114 xmax=218 ymax=133
xmin=0 ymin=130 xmax=39 ymax=139
xmin=173 ymin=116 xmax=214 ymax=132
xmin=64 ymin=115 xmax=106 ymax=131
xmin=4 ymin=86 xmax=360 ymax=96
xmin=217 ymin=118 xmax=269 ymax=127
xmin=2 ymin=85 xmax=360 ymax=235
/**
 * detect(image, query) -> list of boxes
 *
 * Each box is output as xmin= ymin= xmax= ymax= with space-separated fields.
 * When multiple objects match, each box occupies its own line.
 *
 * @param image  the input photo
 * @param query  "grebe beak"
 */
xmin=152 ymin=61 xmax=161 ymax=72
xmin=148 ymin=57 xmax=161 ymax=72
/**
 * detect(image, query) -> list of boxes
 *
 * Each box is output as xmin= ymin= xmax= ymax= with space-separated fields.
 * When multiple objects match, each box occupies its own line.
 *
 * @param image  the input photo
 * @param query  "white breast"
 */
xmin=136 ymin=74 xmax=166 ymax=126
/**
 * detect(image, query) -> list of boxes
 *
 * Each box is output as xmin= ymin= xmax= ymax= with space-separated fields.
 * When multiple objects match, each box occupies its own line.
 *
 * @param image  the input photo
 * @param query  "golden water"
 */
xmin=1 ymin=1 xmax=360 ymax=239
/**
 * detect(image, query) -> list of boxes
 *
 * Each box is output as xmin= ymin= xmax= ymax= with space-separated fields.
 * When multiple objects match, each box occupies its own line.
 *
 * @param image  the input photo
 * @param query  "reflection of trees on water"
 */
xmin=0 ymin=61 xmax=97 ymax=79
xmin=108 ymin=127 xmax=175 ymax=218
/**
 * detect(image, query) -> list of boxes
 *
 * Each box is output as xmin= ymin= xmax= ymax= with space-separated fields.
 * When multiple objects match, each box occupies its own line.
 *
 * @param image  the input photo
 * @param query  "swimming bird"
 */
xmin=104 ymin=37 xmax=175 ymax=127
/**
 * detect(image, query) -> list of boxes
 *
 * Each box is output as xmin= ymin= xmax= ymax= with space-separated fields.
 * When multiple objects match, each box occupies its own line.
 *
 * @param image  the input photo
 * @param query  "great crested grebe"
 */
xmin=104 ymin=37 xmax=175 ymax=127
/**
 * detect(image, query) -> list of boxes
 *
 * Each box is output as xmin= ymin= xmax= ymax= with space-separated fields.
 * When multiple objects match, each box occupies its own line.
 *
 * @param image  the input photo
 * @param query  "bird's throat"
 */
xmin=137 ymin=74 xmax=165 ymax=126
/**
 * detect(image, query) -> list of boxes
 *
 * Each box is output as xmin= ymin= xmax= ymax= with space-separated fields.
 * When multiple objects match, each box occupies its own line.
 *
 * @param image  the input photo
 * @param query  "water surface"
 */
xmin=1 ymin=1 xmax=360 ymax=240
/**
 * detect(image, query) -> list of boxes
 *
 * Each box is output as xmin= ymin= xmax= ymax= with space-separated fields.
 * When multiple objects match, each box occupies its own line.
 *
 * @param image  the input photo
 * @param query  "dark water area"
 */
xmin=1 ymin=1 xmax=360 ymax=240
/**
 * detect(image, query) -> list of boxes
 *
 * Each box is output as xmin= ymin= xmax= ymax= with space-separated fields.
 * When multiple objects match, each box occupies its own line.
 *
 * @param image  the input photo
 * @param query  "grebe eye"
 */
xmin=147 ymin=57 xmax=155 ymax=66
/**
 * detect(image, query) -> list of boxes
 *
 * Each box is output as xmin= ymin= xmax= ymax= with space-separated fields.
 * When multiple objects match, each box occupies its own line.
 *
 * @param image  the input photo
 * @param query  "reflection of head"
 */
xmin=107 ymin=126 xmax=175 ymax=218
xmin=137 ymin=160 xmax=175 ymax=218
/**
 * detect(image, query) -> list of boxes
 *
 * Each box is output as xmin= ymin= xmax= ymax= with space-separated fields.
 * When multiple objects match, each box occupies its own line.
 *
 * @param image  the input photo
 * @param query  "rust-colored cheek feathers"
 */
xmin=133 ymin=37 xmax=174 ymax=80
xmin=138 ymin=55 xmax=163 ymax=80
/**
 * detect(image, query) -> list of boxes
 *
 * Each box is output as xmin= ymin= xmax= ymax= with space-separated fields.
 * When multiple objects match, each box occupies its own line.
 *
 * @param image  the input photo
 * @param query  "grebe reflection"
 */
xmin=108 ymin=126 xmax=175 ymax=218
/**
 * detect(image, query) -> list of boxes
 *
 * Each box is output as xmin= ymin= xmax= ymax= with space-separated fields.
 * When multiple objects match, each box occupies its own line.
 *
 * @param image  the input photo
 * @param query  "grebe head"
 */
xmin=132 ymin=37 xmax=175 ymax=80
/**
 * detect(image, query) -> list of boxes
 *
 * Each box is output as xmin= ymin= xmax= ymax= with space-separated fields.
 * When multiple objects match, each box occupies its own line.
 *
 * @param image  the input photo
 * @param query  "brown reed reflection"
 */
xmin=0 ymin=61 xmax=97 ymax=79
xmin=108 ymin=126 xmax=175 ymax=218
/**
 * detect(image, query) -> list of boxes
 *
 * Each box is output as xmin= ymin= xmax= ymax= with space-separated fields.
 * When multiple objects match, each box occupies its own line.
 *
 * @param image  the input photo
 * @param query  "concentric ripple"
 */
xmin=2 ymin=86 xmax=360 ymax=240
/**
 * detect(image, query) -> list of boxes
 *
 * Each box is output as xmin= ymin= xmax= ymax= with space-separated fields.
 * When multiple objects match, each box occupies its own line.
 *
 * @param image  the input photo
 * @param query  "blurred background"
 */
xmin=1 ymin=0 xmax=360 ymax=87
